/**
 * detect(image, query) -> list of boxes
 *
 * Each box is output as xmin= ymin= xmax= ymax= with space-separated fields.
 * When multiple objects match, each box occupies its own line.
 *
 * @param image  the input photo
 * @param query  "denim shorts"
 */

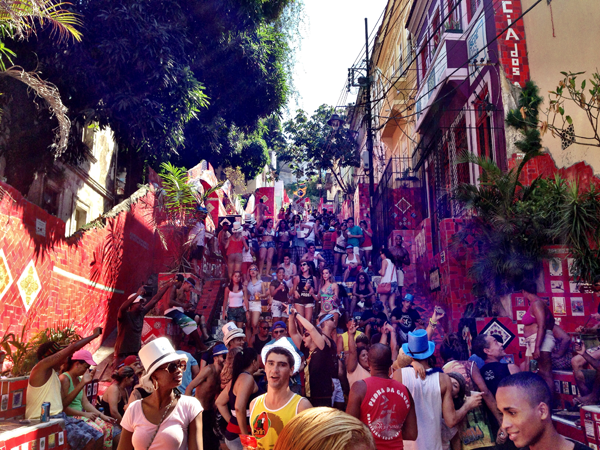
xmin=227 ymin=306 xmax=246 ymax=323
xmin=260 ymin=241 xmax=276 ymax=249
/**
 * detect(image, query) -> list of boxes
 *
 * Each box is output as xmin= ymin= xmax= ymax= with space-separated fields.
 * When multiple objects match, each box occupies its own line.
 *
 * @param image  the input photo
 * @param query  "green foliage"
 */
xmin=280 ymin=104 xmax=359 ymax=195
xmin=6 ymin=0 xmax=302 ymax=194
xmin=2 ymin=321 xmax=81 ymax=376
xmin=455 ymin=82 xmax=546 ymax=300
xmin=541 ymin=70 xmax=600 ymax=149
xmin=158 ymin=162 xmax=197 ymax=226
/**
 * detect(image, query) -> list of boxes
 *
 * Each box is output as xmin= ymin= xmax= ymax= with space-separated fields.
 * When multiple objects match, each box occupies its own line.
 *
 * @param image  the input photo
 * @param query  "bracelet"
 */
xmin=429 ymin=318 xmax=438 ymax=327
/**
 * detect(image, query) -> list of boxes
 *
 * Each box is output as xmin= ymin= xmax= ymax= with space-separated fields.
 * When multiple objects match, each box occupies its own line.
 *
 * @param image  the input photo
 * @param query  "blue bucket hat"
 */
xmin=402 ymin=329 xmax=435 ymax=360
xmin=403 ymin=293 xmax=415 ymax=302
xmin=212 ymin=343 xmax=228 ymax=356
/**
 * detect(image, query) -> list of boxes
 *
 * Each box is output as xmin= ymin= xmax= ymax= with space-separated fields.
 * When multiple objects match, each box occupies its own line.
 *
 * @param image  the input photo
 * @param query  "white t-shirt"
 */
xmin=121 ymin=396 xmax=203 ymax=450
xmin=190 ymin=222 xmax=206 ymax=246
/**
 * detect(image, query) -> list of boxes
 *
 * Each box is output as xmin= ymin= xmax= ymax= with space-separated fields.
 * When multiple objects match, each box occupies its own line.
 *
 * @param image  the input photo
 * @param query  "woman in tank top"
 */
xmin=59 ymin=355 xmax=118 ymax=449
xmin=258 ymin=219 xmax=276 ymax=278
xmin=319 ymin=267 xmax=340 ymax=326
xmin=222 ymin=271 xmax=248 ymax=329
xmin=246 ymin=265 xmax=267 ymax=337
xmin=333 ymin=223 xmax=348 ymax=278
xmin=226 ymin=223 xmax=248 ymax=278
xmin=276 ymin=220 xmax=291 ymax=265
xmin=292 ymin=260 xmax=318 ymax=323
xmin=99 ymin=366 xmax=135 ymax=424
xmin=216 ymin=348 xmax=262 ymax=450
xmin=351 ymin=272 xmax=376 ymax=315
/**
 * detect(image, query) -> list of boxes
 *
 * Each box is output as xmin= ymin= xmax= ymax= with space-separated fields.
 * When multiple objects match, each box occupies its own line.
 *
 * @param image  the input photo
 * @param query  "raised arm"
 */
xmin=294 ymin=309 xmax=325 ymax=350
xmin=288 ymin=310 xmax=303 ymax=349
xmin=29 ymin=328 xmax=103 ymax=388
xmin=119 ymin=287 xmax=144 ymax=317
xmin=346 ymin=321 xmax=359 ymax=374
xmin=144 ymin=279 xmax=176 ymax=313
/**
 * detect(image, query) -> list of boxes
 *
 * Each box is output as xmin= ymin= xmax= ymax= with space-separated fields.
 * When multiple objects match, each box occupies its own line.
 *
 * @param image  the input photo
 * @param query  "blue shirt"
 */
xmin=347 ymin=226 xmax=363 ymax=247
xmin=176 ymin=350 xmax=198 ymax=394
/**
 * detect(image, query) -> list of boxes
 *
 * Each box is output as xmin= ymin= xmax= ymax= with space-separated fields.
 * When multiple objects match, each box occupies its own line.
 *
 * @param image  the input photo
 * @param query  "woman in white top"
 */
xmin=222 ymin=271 xmax=248 ymax=329
xmin=258 ymin=219 xmax=276 ymax=278
xmin=379 ymin=247 xmax=398 ymax=314
xmin=118 ymin=338 xmax=202 ymax=450
xmin=246 ymin=265 xmax=267 ymax=337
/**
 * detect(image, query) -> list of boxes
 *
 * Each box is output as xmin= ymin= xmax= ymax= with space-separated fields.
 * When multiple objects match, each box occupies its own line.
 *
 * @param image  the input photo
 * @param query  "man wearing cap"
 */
xmin=250 ymin=339 xmax=312 ymax=449
xmin=359 ymin=300 xmax=388 ymax=340
xmin=189 ymin=206 xmax=208 ymax=278
xmin=114 ymin=279 xmax=175 ymax=368
xmin=391 ymin=294 xmax=422 ymax=344
xmin=347 ymin=344 xmax=418 ymax=449
xmin=393 ymin=329 xmax=483 ymax=450
xmin=25 ymin=328 xmax=105 ymax=447
xmin=187 ymin=343 xmax=228 ymax=450
xmin=165 ymin=276 xmax=210 ymax=352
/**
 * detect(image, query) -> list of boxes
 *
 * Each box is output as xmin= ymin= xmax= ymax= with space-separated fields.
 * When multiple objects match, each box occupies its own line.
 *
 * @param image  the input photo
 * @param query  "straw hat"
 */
xmin=222 ymin=322 xmax=245 ymax=346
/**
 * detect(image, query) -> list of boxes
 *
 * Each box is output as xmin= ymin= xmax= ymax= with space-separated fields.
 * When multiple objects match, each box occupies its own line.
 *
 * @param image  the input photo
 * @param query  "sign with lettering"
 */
xmin=494 ymin=0 xmax=530 ymax=86
xmin=467 ymin=14 xmax=488 ymax=82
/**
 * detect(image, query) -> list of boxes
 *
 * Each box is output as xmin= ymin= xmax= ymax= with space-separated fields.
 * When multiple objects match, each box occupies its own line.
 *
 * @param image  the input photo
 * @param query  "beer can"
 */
xmin=529 ymin=359 xmax=538 ymax=373
xmin=41 ymin=402 xmax=51 ymax=422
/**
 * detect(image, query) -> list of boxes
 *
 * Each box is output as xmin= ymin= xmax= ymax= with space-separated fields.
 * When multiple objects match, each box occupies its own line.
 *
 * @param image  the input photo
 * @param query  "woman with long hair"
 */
xmin=222 ymin=271 xmax=248 ymax=329
xmin=350 ymin=272 xmax=375 ymax=316
xmin=292 ymin=260 xmax=318 ymax=323
xmin=333 ymin=223 xmax=348 ymax=277
xmin=276 ymin=220 xmax=291 ymax=266
xmin=216 ymin=348 xmax=261 ymax=450
xmin=226 ymin=222 xmax=249 ymax=278
xmin=319 ymin=267 xmax=340 ymax=326
xmin=258 ymin=219 xmax=276 ymax=277
xmin=118 ymin=338 xmax=202 ymax=450
xmin=59 ymin=351 xmax=119 ymax=450
xmin=246 ymin=264 xmax=267 ymax=337
xmin=378 ymin=247 xmax=398 ymax=314
xmin=273 ymin=407 xmax=375 ymax=450
xmin=99 ymin=366 xmax=135 ymax=424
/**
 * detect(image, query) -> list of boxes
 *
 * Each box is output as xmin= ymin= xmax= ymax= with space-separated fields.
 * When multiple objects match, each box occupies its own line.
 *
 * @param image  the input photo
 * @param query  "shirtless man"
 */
xmin=300 ymin=243 xmax=326 ymax=274
xmin=186 ymin=343 xmax=228 ymax=450
xmin=389 ymin=234 xmax=410 ymax=299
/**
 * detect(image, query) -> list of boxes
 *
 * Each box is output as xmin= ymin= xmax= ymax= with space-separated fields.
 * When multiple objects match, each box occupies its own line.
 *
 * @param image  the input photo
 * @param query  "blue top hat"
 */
xmin=402 ymin=329 xmax=435 ymax=359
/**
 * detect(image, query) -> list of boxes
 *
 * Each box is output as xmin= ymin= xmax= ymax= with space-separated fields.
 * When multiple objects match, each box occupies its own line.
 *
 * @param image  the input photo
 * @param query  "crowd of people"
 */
xmin=21 ymin=273 xmax=593 ymax=449
xmin=19 ymin=205 xmax=598 ymax=450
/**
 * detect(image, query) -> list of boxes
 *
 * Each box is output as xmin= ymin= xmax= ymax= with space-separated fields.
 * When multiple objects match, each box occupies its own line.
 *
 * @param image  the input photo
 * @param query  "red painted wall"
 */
xmin=0 ymin=181 xmax=186 ymax=354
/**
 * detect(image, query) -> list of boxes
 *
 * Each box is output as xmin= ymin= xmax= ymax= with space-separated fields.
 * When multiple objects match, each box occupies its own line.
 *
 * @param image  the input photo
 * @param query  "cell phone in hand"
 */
xmin=287 ymin=304 xmax=292 ymax=315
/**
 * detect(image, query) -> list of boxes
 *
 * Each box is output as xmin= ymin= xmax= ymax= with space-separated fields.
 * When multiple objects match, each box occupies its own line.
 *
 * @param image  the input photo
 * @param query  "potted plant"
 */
xmin=0 ymin=322 xmax=81 ymax=420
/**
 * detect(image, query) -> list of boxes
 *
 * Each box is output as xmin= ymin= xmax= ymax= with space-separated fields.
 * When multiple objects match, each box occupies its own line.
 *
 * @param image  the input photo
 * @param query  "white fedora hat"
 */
xmin=261 ymin=337 xmax=301 ymax=375
xmin=139 ymin=337 xmax=187 ymax=387
xmin=222 ymin=322 xmax=245 ymax=346
xmin=231 ymin=221 xmax=243 ymax=233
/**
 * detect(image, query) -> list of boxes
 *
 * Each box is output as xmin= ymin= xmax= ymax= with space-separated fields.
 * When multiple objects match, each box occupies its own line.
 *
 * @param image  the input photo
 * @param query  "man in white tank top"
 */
xmin=392 ymin=330 xmax=483 ymax=450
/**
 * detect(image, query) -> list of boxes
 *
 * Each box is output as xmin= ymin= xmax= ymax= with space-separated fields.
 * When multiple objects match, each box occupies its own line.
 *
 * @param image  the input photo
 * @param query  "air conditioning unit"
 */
xmin=360 ymin=149 xmax=370 ymax=170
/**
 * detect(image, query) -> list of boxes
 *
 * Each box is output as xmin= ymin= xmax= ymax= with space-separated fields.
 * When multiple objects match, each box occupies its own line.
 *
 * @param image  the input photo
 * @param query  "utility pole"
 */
xmin=364 ymin=18 xmax=376 ymax=249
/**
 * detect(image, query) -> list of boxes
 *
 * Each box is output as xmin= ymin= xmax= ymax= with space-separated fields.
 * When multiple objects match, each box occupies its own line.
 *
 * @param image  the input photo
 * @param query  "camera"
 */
xmin=142 ymin=285 xmax=153 ymax=297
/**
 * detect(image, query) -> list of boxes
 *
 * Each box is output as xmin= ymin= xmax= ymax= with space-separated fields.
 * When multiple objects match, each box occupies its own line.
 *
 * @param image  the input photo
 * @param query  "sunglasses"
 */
xmin=260 ymin=326 xmax=270 ymax=330
xmin=273 ymin=329 xmax=286 ymax=335
xmin=301 ymin=263 xmax=308 ymax=267
xmin=159 ymin=360 xmax=187 ymax=373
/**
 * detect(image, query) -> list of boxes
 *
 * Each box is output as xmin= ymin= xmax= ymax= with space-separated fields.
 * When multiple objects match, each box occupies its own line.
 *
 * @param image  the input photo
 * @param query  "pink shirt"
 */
xmin=121 ymin=396 xmax=203 ymax=450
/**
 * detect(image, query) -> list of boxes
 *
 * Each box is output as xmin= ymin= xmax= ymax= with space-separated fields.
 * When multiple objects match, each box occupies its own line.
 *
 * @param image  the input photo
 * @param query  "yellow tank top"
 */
xmin=25 ymin=370 xmax=64 ymax=419
xmin=250 ymin=393 xmax=302 ymax=450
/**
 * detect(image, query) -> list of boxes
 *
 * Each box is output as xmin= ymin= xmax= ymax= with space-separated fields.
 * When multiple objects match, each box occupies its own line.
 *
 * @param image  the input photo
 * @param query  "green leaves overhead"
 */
xmin=280 ymin=104 xmax=359 ymax=194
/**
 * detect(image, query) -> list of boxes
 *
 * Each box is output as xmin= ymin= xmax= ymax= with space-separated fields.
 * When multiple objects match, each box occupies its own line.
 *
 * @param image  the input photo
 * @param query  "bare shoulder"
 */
xmin=298 ymin=397 xmax=312 ymax=412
